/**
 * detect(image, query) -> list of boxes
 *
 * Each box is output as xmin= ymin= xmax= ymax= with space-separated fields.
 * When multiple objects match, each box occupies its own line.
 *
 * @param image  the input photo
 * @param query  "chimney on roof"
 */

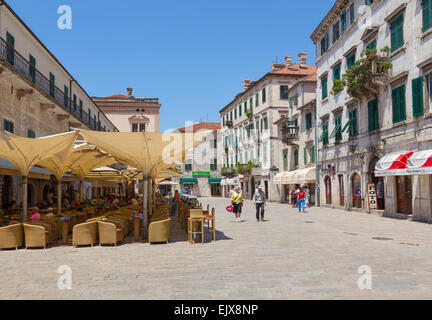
xmin=127 ymin=88 xmax=133 ymax=97
xmin=243 ymin=80 xmax=251 ymax=91
xmin=285 ymin=55 xmax=293 ymax=66
xmin=298 ymin=52 xmax=308 ymax=66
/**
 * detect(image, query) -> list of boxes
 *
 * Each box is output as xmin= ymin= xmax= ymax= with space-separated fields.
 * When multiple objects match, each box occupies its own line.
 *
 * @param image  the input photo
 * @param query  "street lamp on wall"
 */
xmin=348 ymin=141 xmax=358 ymax=154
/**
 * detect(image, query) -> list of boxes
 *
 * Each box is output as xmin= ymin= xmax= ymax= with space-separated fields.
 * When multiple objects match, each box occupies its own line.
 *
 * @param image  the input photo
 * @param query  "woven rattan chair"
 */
xmin=203 ymin=207 xmax=215 ymax=241
xmin=0 ymin=223 xmax=23 ymax=250
xmin=23 ymin=223 xmax=49 ymax=249
xmin=72 ymin=221 xmax=98 ymax=247
xmin=97 ymin=221 xmax=123 ymax=246
xmin=148 ymin=218 xmax=171 ymax=244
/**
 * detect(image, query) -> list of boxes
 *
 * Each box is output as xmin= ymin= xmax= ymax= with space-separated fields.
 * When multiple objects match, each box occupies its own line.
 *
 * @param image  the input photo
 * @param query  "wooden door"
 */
xmin=264 ymin=181 xmax=269 ymax=199
xmin=352 ymin=174 xmax=362 ymax=208
xmin=396 ymin=176 xmax=412 ymax=214
xmin=324 ymin=176 xmax=332 ymax=205
xmin=338 ymin=174 xmax=344 ymax=206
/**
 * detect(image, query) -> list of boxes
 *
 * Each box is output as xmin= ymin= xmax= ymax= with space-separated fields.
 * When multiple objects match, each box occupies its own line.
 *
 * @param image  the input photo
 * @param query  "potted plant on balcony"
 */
xmin=246 ymin=109 xmax=253 ymax=119
xmin=340 ymin=47 xmax=392 ymax=99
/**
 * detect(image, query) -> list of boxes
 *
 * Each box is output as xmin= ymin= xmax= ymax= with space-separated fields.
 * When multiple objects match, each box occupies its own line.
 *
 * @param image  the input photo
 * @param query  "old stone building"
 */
xmin=0 ymin=1 xmax=118 ymax=208
xmin=219 ymin=53 xmax=316 ymax=201
xmin=93 ymin=88 xmax=161 ymax=133
xmin=311 ymin=0 xmax=432 ymax=222
xmin=174 ymin=122 xmax=222 ymax=197
xmin=273 ymin=73 xmax=317 ymax=205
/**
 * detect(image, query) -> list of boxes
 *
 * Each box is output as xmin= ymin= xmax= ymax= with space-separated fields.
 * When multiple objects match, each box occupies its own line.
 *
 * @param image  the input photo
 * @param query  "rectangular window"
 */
xmin=283 ymin=151 xmax=288 ymax=169
xmin=365 ymin=0 xmax=375 ymax=5
xmin=79 ymin=99 xmax=83 ymax=119
xmin=27 ymin=129 xmax=35 ymax=138
xmin=390 ymin=14 xmax=404 ymax=53
xmin=255 ymin=93 xmax=259 ymax=107
xmin=185 ymin=160 xmax=192 ymax=172
xmin=250 ymin=98 xmax=253 ymax=109
xmin=333 ymin=65 xmax=341 ymax=80
xmin=230 ymin=111 xmax=233 ymax=121
xmin=264 ymin=117 xmax=268 ymax=130
xmin=329 ymin=115 xmax=342 ymax=142
xmin=73 ymin=94 xmax=77 ymax=111
xmin=6 ymin=32 xmax=15 ymax=66
xmin=262 ymin=88 xmax=266 ymax=103
xmin=392 ymin=85 xmax=406 ymax=123
xmin=294 ymin=149 xmax=299 ymax=166
xmin=304 ymin=147 xmax=307 ymax=165
xmin=368 ymin=98 xmax=379 ymax=131
xmin=234 ymin=108 xmax=237 ymax=120
xmin=424 ymin=0 xmax=432 ymax=32
xmin=306 ymin=113 xmax=312 ymax=130
xmin=319 ymin=121 xmax=329 ymax=146
xmin=321 ymin=31 xmax=329 ymax=55
xmin=88 ymin=109 xmax=91 ymax=125
xmin=210 ymin=159 xmax=218 ymax=171
xmin=244 ymin=101 xmax=247 ymax=113
xmin=310 ymin=145 xmax=315 ymax=164
xmin=280 ymin=85 xmax=289 ymax=99
xmin=366 ymin=39 xmax=377 ymax=50
xmin=322 ymin=77 xmax=328 ymax=100
xmin=29 ymin=54 xmax=36 ymax=83
xmin=64 ymin=86 xmax=69 ymax=107
xmin=333 ymin=21 xmax=340 ymax=43
xmin=349 ymin=3 xmax=355 ymax=24
xmin=348 ymin=108 xmax=358 ymax=137
xmin=341 ymin=11 xmax=347 ymax=33
xmin=139 ymin=124 xmax=145 ymax=132
xmin=412 ymin=77 xmax=424 ymax=117
xmin=347 ymin=53 xmax=356 ymax=69
xmin=49 ymin=72 xmax=55 ymax=97
xmin=3 ymin=119 xmax=14 ymax=134
xmin=132 ymin=123 xmax=138 ymax=132
xmin=239 ymin=104 xmax=242 ymax=117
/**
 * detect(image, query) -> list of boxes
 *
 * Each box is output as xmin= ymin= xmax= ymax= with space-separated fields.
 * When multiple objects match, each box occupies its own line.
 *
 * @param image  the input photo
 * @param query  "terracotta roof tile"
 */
xmin=271 ymin=63 xmax=316 ymax=76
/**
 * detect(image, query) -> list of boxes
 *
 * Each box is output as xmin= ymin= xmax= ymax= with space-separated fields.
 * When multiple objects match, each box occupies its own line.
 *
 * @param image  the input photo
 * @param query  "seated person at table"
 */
xmin=130 ymin=197 xmax=138 ymax=205
xmin=29 ymin=207 xmax=41 ymax=220
xmin=45 ymin=207 xmax=54 ymax=217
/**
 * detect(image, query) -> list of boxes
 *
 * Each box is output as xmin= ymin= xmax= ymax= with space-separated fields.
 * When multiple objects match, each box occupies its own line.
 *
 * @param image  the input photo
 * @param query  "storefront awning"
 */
xmin=375 ymin=150 xmax=432 ymax=176
xmin=274 ymin=167 xmax=316 ymax=185
xmin=208 ymin=178 xmax=222 ymax=184
xmin=180 ymin=178 xmax=198 ymax=184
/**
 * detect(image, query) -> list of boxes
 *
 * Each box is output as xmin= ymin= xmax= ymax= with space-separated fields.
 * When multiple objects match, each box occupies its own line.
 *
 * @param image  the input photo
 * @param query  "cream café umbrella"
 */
xmin=0 ymin=131 xmax=78 ymax=221
xmin=37 ymin=143 xmax=115 ymax=214
xmin=77 ymin=129 xmax=210 ymax=235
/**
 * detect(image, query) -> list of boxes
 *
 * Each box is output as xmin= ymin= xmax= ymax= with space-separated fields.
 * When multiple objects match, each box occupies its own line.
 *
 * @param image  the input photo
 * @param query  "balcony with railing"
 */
xmin=280 ymin=122 xmax=299 ymax=146
xmin=0 ymin=37 xmax=106 ymax=131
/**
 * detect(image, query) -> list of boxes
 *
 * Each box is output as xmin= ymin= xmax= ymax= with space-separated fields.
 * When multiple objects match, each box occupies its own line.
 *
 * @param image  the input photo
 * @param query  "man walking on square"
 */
xmin=253 ymin=185 xmax=266 ymax=221
xmin=298 ymin=186 xmax=306 ymax=213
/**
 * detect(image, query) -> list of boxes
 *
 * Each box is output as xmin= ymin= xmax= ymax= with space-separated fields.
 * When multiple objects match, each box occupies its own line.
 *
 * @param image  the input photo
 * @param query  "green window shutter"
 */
xmin=333 ymin=65 xmax=341 ymax=80
xmin=347 ymin=53 xmax=356 ymax=69
xmin=264 ymin=117 xmax=268 ymax=130
xmin=368 ymin=98 xmax=379 ymax=131
xmin=341 ymin=11 xmax=346 ymax=33
xmin=322 ymin=77 xmax=328 ymax=99
xmin=366 ymin=39 xmax=377 ymax=50
xmin=391 ymin=15 xmax=404 ymax=52
xmin=294 ymin=149 xmax=299 ymax=166
xmin=412 ymin=77 xmax=424 ymax=117
xmin=244 ymin=101 xmax=247 ymax=113
xmin=49 ymin=73 xmax=55 ymax=97
xmin=424 ymin=0 xmax=432 ymax=32
xmin=234 ymin=108 xmax=237 ymax=119
xmin=239 ymin=104 xmax=242 ymax=117
xmin=348 ymin=109 xmax=358 ymax=137
xmin=306 ymin=113 xmax=312 ymax=130
xmin=335 ymin=115 xmax=342 ymax=141
xmin=323 ymin=122 xmax=329 ymax=146
xmin=230 ymin=111 xmax=233 ymax=121
xmin=4 ymin=120 xmax=14 ymax=134
xmin=304 ymin=147 xmax=307 ymax=165
xmin=280 ymin=85 xmax=289 ymax=99
xmin=256 ymin=93 xmax=259 ymax=106
xmin=262 ymin=88 xmax=266 ymax=103
xmin=283 ymin=151 xmax=288 ymax=169
xmin=398 ymin=85 xmax=406 ymax=122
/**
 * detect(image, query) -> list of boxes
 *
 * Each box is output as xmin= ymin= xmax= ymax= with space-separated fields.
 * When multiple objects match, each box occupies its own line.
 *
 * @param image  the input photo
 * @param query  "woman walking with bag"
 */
xmin=231 ymin=186 xmax=243 ymax=223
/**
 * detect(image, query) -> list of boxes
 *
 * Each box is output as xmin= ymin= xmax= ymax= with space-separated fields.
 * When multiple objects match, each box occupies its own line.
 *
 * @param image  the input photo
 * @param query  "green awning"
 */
xmin=180 ymin=178 xmax=198 ymax=184
xmin=208 ymin=178 xmax=222 ymax=184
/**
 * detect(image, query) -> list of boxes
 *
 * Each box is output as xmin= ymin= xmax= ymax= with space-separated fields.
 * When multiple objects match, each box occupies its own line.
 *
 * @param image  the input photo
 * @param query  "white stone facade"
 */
xmin=311 ymin=0 xmax=432 ymax=221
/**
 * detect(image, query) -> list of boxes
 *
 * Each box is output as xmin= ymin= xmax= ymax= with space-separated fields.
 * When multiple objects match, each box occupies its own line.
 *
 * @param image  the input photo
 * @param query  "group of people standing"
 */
xmin=290 ymin=186 xmax=310 ymax=213
xmin=230 ymin=185 xmax=267 ymax=223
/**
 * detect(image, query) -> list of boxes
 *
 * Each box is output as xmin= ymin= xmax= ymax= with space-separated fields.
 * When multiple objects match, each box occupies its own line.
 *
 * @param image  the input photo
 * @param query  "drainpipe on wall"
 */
xmin=314 ymin=100 xmax=320 ymax=207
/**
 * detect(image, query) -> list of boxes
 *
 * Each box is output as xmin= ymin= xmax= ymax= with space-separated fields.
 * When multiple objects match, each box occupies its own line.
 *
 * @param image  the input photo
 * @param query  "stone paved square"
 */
xmin=1 ymin=197 xmax=432 ymax=300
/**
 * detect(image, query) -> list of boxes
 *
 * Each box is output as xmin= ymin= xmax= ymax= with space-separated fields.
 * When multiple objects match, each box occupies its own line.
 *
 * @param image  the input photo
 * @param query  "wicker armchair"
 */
xmin=0 ymin=223 xmax=24 ymax=250
xmin=97 ymin=221 xmax=123 ymax=246
xmin=72 ymin=221 xmax=98 ymax=247
xmin=148 ymin=218 xmax=171 ymax=244
xmin=23 ymin=223 xmax=49 ymax=249
xmin=29 ymin=221 xmax=56 ymax=244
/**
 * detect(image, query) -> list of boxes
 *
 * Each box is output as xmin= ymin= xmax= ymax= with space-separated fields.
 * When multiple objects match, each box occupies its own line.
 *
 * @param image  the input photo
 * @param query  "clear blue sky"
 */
xmin=7 ymin=0 xmax=333 ymax=132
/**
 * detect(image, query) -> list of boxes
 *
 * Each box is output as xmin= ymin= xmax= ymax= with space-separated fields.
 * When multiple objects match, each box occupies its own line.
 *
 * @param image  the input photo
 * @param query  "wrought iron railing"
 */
xmin=0 ymin=37 xmax=105 ymax=131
